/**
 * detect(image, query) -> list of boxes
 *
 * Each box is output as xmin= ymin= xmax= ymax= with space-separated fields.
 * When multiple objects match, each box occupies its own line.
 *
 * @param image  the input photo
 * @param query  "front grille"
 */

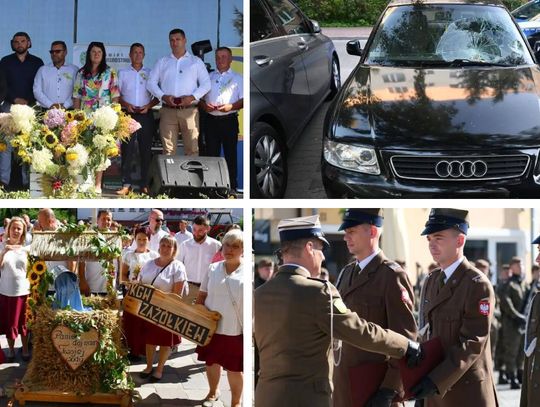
xmin=390 ymin=154 xmax=530 ymax=181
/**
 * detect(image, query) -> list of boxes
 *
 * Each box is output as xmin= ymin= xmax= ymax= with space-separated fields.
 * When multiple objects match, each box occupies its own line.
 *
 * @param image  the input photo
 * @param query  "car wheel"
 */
xmin=327 ymin=55 xmax=341 ymax=99
xmin=251 ymin=123 xmax=288 ymax=198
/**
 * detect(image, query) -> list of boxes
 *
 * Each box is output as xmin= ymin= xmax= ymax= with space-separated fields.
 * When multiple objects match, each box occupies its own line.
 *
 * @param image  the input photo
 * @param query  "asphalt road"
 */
xmin=284 ymin=35 xmax=367 ymax=199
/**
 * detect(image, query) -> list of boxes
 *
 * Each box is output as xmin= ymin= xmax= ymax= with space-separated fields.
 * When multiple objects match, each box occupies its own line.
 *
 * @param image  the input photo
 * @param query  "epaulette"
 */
xmin=472 ymin=275 xmax=484 ymax=283
xmin=383 ymin=260 xmax=401 ymax=272
xmin=308 ymin=277 xmax=328 ymax=284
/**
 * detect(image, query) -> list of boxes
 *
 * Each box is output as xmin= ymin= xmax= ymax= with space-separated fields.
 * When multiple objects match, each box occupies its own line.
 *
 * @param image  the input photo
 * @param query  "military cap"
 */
xmin=339 ymin=208 xmax=383 ymax=231
xmin=533 ymin=234 xmax=540 ymax=244
xmin=278 ymin=215 xmax=329 ymax=248
xmin=421 ymin=208 xmax=469 ymax=236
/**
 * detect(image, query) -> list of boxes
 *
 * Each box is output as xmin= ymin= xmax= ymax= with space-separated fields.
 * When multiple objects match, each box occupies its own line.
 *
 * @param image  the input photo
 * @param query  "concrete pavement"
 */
xmin=1 ymin=336 xmax=234 ymax=407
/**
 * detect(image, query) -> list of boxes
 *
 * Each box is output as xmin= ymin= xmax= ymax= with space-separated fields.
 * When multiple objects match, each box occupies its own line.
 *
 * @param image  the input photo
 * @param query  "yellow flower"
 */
xmin=66 ymin=111 xmax=75 ymax=121
xmin=54 ymin=144 xmax=66 ymax=155
xmin=107 ymin=146 xmax=119 ymax=157
xmin=0 ymin=142 xmax=7 ymax=152
xmin=44 ymin=132 xmax=58 ymax=148
xmin=66 ymin=151 xmax=78 ymax=162
xmin=32 ymin=261 xmax=47 ymax=275
xmin=28 ymin=271 xmax=40 ymax=285
xmin=74 ymin=111 xmax=86 ymax=121
xmin=112 ymin=103 xmax=122 ymax=113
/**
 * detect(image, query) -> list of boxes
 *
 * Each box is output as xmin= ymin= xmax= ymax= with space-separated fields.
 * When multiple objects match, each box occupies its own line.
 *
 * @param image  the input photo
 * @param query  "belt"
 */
xmin=207 ymin=113 xmax=238 ymax=120
xmin=164 ymin=104 xmax=196 ymax=110
xmin=189 ymin=282 xmax=201 ymax=287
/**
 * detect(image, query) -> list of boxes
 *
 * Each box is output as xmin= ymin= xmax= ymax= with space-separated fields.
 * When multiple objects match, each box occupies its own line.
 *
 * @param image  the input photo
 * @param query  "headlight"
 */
xmin=323 ymin=140 xmax=380 ymax=174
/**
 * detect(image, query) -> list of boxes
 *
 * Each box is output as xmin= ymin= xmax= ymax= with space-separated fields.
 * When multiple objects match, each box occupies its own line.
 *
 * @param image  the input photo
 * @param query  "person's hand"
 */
xmin=405 ymin=340 xmax=424 ymax=367
xmin=216 ymin=103 xmax=233 ymax=112
xmin=200 ymin=100 xmax=216 ymax=112
xmin=162 ymin=95 xmax=176 ymax=106
xmin=139 ymin=105 xmax=149 ymax=114
xmin=411 ymin=376 xmax=438 ymax=399
xmin=126 ymin=103 xmax=136 ymax=113
xmin=13 ymin=98 xmax=28 ymax=105
xmin=180 ymin=95 xmax=195 ymax=107
xmin=365 ymin=388 xmax=397 ymax=407
xmin=51 ymin=103 xmax=62 ymax=109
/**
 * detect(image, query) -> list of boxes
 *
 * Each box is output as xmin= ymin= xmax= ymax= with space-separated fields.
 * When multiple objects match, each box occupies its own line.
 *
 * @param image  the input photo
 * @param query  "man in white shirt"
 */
xmin=147 ymin=28 xmax=211 ymax=156
xmin=200 ymin=47 xmax=243 ymax=191
xmin=79 ymin=209 xmax=117 ymax=296
xmin=178 ymin=215 xmax=221 ymax=304
xmin=117 ymin=43 xmax=159 ymax=196
xmin=33 ymin=41 xmax=78 ymax=109
xmin=174 ymin=219 xmax=193 ymax=251
xmin=129 ymin=209 xmax=169 ymax=253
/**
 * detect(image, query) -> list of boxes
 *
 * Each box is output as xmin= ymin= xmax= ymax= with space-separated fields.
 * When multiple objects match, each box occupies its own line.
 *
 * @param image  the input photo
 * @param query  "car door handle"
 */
xmin=298 ymin=42 xmax=308 ymax=51
xmin=254 ymin=55 xmax=272 ymax=66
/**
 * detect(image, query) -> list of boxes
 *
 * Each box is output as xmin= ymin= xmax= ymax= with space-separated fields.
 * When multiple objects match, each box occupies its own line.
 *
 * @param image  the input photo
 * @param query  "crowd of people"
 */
xmin=0 ymin=28 xmax=243 ymax=194
xmin=0 ymin=208 xmax=244 ymax=407
xmin=254 ymin=209 xmax=540 ymax=407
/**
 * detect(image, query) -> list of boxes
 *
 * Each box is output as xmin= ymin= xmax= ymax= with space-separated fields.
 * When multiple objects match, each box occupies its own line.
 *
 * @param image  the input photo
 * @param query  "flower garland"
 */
xmin=25 ymin=257 xmax=53 ymax=325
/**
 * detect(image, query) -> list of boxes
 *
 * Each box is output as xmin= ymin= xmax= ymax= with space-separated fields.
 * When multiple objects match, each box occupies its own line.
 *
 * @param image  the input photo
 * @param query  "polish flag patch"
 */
xmin=401 ymin=287 xmax=412 ymax=305
xmin=479 ymin=300 xmax=490 ymax=316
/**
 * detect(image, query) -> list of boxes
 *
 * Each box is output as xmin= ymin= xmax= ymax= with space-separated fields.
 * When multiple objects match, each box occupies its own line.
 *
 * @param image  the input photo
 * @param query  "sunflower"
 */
xmin=0 ymin=142 xmax=7 ymax=152
xmin=32 ymin=261 xmax=47 ymax=275
xmin=106 ymin=146 xmax=119 ymax=157
xmin=66 ymin=111 xmax=75 ymax=121
xmin=44 ymin=132 xmax=59 ymax=148
xmin=54 ymin=144 xmax=66 ymax=155
xmin=28 ymin=271 xmax=40 ymax=285
xmin=25 ymin=308 xmax=34 ymax=324
xmin=74 ymin=111 xmax=87 ymax=122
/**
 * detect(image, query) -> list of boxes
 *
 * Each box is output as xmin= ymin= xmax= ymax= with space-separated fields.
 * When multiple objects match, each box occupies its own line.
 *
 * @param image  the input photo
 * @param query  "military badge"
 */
xmin=479 ymin=300 xmax=490 ymax=316
xmin=333 ymin=298 xmax=349 ymax=314
xmin=400 ymin=287 xmax=412 ymax=305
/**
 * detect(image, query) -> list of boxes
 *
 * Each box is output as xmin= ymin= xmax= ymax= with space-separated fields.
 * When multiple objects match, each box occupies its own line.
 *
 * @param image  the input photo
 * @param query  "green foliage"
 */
xmin=296 ymin=0 xmax=530 ymax=26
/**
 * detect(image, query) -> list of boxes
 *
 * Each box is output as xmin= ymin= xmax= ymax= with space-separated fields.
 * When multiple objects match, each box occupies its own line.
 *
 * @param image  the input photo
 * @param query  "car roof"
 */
xmin=388 ymin=0 xmax=505 ymax=7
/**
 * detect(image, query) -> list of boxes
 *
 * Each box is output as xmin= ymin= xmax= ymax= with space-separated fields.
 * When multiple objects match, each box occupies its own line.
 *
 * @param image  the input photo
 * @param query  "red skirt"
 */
xmin=141 ymin=319 xmax=181 ymax=347
xmin=0 ymin=294 xmax=28 ymax=340
xmin=196 ymin=333 xmax=243 ymax=372
xmin=122 ymin=312 xmax=146 ymax=356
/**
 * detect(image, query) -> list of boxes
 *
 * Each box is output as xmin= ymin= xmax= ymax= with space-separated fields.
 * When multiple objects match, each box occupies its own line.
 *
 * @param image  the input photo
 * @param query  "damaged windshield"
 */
xmin=365 ymin=4 xmax=534 ymax=67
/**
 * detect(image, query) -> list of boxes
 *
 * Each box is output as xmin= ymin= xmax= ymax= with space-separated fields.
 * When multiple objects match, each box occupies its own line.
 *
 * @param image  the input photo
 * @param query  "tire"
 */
xmin=250 ymin=122 xmax=288 ymax=198
xmin=327 ymin=55 xmax=341 ymax=100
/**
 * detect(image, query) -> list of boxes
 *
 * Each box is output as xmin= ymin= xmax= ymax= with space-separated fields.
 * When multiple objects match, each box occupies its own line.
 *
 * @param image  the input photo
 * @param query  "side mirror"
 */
xmin=346 ymin=39 xmax=363 ymax=56
xmin=311 ymin=19 xmax=321 ymax=34
xmin=534 ymin=41 xmax=540 ymax=62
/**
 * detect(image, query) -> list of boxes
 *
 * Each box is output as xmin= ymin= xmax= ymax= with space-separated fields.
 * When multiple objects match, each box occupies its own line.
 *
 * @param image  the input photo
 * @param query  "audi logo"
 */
xmin=435 ymin=160 xmax=488 ymax=178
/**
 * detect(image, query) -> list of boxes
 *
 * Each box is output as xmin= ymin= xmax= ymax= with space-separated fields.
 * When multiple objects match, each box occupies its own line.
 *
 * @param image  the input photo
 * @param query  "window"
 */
xmin=251 ymin=0 xmax=278 ymax=42
xmin=267 ymin=0 xmax=311 ymax=35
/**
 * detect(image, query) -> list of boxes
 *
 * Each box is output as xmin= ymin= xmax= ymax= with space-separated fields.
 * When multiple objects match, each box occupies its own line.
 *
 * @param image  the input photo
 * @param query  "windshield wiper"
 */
xmin=447 ymin=59 xmax=510 ymax=67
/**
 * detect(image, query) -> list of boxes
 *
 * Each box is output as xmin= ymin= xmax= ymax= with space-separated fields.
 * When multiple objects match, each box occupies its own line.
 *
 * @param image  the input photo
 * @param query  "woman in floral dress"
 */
xmin=72 ymin=42 xmax=120 ymax=193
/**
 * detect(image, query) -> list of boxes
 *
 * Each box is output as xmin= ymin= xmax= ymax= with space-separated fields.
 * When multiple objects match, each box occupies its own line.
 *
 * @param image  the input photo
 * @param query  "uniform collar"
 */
xmin=441 ymin=256 xmax=464 ymax=283
xmin=280 ymin=263 xmax=310 ymax=277
xmin=356 ymin=248 xmax=380 ymax=270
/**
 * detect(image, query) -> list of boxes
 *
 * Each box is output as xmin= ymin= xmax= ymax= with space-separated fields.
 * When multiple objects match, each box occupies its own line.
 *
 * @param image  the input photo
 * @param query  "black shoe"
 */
xmin=149 ymin=374 xmax=162 ymax=383
xmin=517 ymin=369 xmax=523 ymax=384
xmin=139 ymin=368 xmax=153 ymax=379
xmin=498 ymin=372 xmax=508 ymax=385
xmin=21 ymin=353 xmax=31 ymax=362
xmin=510 ymin=380 xmax=521 ymax=390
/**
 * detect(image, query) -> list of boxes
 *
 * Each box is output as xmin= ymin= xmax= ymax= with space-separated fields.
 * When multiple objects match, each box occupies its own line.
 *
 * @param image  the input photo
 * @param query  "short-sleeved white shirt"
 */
xmin=138 ymin=259 xmax=187 ymax=294
xmin=200 ymin=260 xmax=243 ymax=335
xmin=0 ymin=244 xmax=30 ymax=296
xmin=122 ymin=249 xmax=159 ymax=281
xmin=178 ymin=236 xmax=221 ymax=284
xmin=84 ymin=261 xmax=117 ymax=294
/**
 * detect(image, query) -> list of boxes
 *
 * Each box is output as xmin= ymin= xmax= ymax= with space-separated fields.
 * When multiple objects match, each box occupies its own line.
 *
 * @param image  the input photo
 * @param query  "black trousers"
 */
xmin=120 ymin=111 xmax=156 ymax=188
xmin=205 ymin=113 xmax=239 ymax=190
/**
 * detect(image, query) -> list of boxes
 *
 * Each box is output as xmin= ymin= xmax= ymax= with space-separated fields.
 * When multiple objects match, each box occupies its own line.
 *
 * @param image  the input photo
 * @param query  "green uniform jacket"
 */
xmin=419 ymin=258 xmax=498 ymax=407
xmin=333 ymin=252 xmax=417 ymax=407
xmin=254 ymin=264 xmax=410 ymax=407
xmin=521 ymin=287 xmax=540 ymax=407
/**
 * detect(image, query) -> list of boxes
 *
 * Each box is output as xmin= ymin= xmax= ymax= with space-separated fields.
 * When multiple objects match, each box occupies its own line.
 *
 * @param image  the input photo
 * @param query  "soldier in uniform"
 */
xmin=499 ymin=256 xmax=527 ymax=389
xmin=521 ymin=234 xmax=540 ymax=407
xmin=333 ymin=209 xmax=417 ymax=407
xmin=254 ymin=215 xmax=423 ymax=407
xmin=413 ymin=209 xmax=497 ymax=407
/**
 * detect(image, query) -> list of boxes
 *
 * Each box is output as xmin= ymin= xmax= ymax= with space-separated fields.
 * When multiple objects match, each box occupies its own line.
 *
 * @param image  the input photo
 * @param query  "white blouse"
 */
xmin=122 ymin=249 xmax=159 ymax=281
xmin=138 ymin=259 xmax=187 ymax=294
xmin=0 ymin=244 xmax=30 ymax=297
xmin=201 ymin=260 xmax=243 ymax=336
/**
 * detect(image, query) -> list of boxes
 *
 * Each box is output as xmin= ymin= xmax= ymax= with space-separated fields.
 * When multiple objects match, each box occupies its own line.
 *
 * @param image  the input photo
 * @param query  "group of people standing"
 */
xmin=0 ymin=28 xmax=243 ymax=194
xmin=0 ymin=209 xmax=244 ymax=407
xmin=254 ymin=208 xmax=540 ymax=407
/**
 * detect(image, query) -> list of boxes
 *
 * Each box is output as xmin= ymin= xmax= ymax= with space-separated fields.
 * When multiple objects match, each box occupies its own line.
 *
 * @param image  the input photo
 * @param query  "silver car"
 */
xmin=250 ymin=0 xmax=340 ymax=198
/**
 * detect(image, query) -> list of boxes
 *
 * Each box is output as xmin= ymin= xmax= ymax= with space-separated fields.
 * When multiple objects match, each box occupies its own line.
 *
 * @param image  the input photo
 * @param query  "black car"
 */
xmin=251 ymin=0 xmax=340 ymax=198
xmin=322 ymin=0 xmax=540 ymax=198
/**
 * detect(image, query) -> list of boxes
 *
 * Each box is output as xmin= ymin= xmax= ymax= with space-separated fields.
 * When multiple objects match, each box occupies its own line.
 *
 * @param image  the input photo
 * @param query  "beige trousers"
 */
xmin=159 ymin=106 xmax=199 ymax=155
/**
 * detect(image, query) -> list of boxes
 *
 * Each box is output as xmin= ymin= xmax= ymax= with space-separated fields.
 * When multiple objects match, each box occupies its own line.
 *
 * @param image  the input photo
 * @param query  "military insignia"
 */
xmin=400 ymin=287 xmax=412 ymax=305
xmin=479 ymin=300 xmax=490 ymax=316
xmin=387 ymin=262 xmax=400 ymax=272
xmin=333 ymin=298 xmax=349 ymax=314
xmin=472 ymin=275 xmax=483 ymax=282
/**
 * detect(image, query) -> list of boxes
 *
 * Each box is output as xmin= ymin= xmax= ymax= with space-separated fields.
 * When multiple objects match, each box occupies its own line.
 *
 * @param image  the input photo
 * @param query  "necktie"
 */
xmin=348 ymin=263 xmax=362 ymax=286
xmin=437 ymin=272 xmax=445 ymax=294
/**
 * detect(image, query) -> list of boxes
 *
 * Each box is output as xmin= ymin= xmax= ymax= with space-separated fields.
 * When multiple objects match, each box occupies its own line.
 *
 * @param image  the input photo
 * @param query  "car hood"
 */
xmin=330 ymin=65 xmax=540 ymax=150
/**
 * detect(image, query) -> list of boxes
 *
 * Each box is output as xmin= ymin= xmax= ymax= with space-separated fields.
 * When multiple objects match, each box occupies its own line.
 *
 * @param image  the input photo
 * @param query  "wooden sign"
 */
xmin=123 ymin=284 xmax=221 ymax=346
xmin=51 ymin=325 xmax=99 ymax=370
